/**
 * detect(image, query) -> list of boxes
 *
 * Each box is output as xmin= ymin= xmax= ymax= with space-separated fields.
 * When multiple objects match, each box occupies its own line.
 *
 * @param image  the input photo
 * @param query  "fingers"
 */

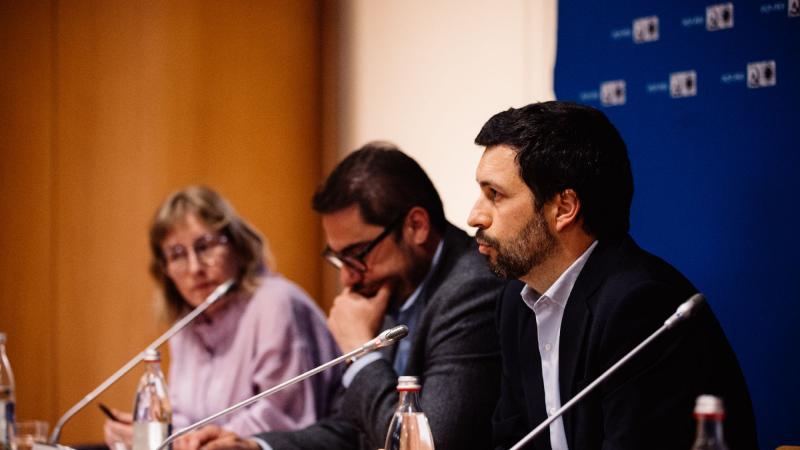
xmin=370 ymin=284 xmax=391 ymax=306
xmin=103 ymin=418 xmax=133 ymax=449
xmin=174 ymin=425 xmax=223 ymax=450
xmin=200 ymin=434 xmax=260 ymax=450
xmin=327 ymin=283 xmax=392 ymax=353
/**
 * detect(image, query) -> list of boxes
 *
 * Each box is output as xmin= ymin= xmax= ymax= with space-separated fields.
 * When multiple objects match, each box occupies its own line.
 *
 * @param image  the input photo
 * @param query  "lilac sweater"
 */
xmin=168 ymin=274 xmax=341 ymax=435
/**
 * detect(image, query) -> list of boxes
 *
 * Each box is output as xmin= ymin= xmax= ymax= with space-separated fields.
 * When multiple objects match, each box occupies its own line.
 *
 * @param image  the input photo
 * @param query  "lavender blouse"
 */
xmin=168 ymin=274 xmax=341 ymax=435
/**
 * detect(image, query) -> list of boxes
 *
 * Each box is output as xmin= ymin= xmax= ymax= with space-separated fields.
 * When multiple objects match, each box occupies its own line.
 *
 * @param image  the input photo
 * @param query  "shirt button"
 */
xmin=549 ymin=407 xmax=557 ymax=415
xmin=544 ymin=343 xmax=552 ymax=352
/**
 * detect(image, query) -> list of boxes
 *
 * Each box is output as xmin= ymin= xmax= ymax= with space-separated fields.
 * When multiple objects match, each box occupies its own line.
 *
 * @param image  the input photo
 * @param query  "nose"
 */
xmin=186 ymin=250 xmax=205 ymax=274
xmin=467 ymin=198 xmax=490 ymax=230
xmin=338 ymin=265 xmax=363 ymax=288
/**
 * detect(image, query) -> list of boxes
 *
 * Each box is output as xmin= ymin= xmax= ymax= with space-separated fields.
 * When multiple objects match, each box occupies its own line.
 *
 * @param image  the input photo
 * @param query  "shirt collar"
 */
xmin=521 ymin=240 xmax=598 ymax=312
xmin=191 ymin=291 xmax=249 ymax=352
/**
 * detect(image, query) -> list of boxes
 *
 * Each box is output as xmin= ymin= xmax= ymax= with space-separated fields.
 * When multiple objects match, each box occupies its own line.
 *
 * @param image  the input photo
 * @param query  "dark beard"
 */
xmin=476 ymin=210 xmax=556 ymax=280
xmin=352 ymin=238 xmax=426 ymax=307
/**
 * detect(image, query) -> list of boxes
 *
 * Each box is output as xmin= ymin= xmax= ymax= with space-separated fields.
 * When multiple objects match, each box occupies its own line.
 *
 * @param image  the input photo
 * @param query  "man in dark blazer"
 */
xmin=467 ymin=102 xmax=757 ymax=449
xmin=177 ymin=142 xmax=504 ymax=450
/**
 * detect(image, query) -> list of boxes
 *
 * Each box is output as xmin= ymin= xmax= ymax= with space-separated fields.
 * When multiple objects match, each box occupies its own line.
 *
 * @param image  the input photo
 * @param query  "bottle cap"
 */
xmin=694 ymin=394 xmax=725 ymax=419
xmin=397 ymin=376 xmax=421 ymax=391
xmin=143 ymin=349 xmax=161 ymax=362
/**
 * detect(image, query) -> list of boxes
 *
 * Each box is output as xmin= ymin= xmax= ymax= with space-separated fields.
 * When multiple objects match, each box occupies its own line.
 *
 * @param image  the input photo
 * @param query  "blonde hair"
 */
xmin=149 ymin=185 xmax=271 ymax=322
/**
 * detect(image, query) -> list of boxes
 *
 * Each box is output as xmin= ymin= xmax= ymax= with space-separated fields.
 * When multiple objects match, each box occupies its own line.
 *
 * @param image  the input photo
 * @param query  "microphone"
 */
xmin=509 ymin=293 xmax=706 ymax=450
xmin=156 ymin=324 xmax=410 ymax=450
xmin=49 ymin=278 xmax=237 ymax=444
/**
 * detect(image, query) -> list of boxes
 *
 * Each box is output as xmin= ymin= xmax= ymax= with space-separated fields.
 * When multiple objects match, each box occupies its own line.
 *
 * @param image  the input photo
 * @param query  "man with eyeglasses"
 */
xmin=177 ymin=142 xmax=505 ymax=450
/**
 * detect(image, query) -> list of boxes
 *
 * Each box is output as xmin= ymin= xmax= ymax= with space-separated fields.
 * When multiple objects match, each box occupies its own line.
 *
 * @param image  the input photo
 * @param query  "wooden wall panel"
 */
xmin=0 ymin=0 xmax=58 ymax=427
xmin=1 ymin=0 xmax=323 ymax=444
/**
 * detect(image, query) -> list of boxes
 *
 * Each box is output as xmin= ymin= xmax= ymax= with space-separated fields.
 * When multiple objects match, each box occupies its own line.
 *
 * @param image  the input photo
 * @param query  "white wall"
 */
xmin=336 ymin=0 xmax=557 ymax=230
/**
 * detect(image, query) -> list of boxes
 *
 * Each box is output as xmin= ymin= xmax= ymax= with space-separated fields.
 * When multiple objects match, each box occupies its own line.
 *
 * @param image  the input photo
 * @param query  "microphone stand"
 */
xmin=509 ymin=293 xmax=705 ymax=450
xmin=49 ymin=279 xmax=237 ymax=444
xmin=156 ymin=325 xmax=409 ymax=450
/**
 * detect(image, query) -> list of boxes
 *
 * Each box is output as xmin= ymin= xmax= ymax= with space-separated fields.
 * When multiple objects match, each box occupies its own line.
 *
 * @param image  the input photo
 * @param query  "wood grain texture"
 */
xmin=0 ymin=0 xmax=324 ymax=444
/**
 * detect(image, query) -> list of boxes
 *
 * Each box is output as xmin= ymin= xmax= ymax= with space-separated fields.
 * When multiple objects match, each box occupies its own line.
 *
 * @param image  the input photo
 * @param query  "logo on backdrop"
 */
xmin=707 ymin=3 xmax=734 ymax=31
xmin=633 ymin=16 xmax=659 ymax=43
xmin=670 ymin=70 xmax=698 ymax=98
xmin=601 ymin=80 xmax=626 ymax=106
xmin=790 ymin=0 xmax=800 ymax=17
xmin=747 ymin=60 xmax=777 ymax=88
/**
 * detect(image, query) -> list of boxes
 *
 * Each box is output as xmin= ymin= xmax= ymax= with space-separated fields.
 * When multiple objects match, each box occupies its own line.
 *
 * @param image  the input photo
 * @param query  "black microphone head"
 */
xmin=384 ymin=325 xmax=409 ymax=342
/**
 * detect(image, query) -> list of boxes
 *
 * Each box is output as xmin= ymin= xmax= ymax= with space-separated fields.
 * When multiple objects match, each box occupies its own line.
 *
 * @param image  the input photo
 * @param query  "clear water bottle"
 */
xmin=383 ymin=376 xmax=435 ymax=450
xmin=690 ymin=395 xmax=729 ymax=450
xmin=132 ymin=349 xmax=172 ymax=450
xmin=0 ymin=333 xmax=15 ymax=450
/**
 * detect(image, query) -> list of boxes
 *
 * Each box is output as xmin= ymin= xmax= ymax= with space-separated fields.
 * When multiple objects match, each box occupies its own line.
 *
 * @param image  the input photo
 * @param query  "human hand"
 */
xmin=102 ymin=409 xmax=133 ymax=450
xmin=327 ymin=284 xmax=391 ymax=353
xmin=173 ymin=425 xmax=259 ymax=450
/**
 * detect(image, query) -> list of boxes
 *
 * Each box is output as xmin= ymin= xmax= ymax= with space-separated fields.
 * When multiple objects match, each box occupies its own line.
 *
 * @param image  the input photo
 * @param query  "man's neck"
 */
xmin=521 ymin=233 xmax=595 ymax=294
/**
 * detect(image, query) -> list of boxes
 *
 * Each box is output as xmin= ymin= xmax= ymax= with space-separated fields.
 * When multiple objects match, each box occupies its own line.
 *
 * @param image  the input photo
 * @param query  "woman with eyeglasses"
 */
xmin=103 ymin=185 xmax=341 ymax=449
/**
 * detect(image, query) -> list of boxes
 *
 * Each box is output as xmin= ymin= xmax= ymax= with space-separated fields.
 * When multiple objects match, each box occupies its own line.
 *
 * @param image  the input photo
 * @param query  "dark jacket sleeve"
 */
xmin=254 ymin=417 xmax=360 ymax=450
xmin=586 ymin=280 xmax=757 ymax=450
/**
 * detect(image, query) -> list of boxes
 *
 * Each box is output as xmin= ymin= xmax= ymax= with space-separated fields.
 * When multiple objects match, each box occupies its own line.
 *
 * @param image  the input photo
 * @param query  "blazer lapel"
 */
xmin=558 ymin=237 xmax=626 ymax=449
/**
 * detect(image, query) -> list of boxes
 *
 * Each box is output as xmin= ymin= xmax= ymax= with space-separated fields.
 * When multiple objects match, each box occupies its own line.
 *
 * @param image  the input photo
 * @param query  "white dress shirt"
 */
xmin=520 ymin=241 xmax=597 ymax=450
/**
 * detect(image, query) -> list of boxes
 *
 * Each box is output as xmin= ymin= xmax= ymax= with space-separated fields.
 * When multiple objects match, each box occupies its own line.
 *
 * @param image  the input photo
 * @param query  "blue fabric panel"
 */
xmin=555 ymin=1 xmax=800 ymax=447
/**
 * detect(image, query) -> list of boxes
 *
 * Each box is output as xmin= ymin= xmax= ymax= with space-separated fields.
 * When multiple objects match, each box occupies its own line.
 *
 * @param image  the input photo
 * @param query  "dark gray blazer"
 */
xmin=258 ymin=224 xmax=505 ymax=450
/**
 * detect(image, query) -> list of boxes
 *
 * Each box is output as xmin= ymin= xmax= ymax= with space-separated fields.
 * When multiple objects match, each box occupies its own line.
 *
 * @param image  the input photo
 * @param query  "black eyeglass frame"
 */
xmin=162 ymin=233 xmax=230 ymax=273
xmin=322 ymin=211 xmax=408 ymax=273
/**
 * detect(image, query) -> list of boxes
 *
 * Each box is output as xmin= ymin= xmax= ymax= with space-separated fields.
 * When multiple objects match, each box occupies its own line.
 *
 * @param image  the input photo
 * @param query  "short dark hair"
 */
xmin=312 ymin=141 xmax=447 ymax=232
xmin=475 ymin=101 xmax=633 ymax=239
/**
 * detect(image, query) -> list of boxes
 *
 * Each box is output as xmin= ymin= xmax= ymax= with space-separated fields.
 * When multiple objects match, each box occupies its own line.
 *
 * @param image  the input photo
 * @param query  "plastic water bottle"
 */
xmin=690 ymin=395 xmax=729 ymax=450
xmin=0 ymin=333 xmax=15 ymax=450
xmin=384 ymin=376 xmax=435 ymax=450
xmin=132 ymin=349 xmax=172 ymax=450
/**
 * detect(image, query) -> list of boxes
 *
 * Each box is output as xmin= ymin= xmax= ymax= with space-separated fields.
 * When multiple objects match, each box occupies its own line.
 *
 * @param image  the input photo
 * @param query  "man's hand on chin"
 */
xmin=327 ymin=284 xmax=391 ymax=353
xmin=172 ymin=425 xmax=260 ymax=450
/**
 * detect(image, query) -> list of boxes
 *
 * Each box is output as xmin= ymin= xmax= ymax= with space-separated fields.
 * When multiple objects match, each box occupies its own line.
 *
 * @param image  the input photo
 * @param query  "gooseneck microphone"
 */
xmin=509 ymin=293 xmax=706 ymax=450
xmin=49 ymin=278 xmax=237 ymax=444
xmin=156 ymin=324 xmax=410 ymax=450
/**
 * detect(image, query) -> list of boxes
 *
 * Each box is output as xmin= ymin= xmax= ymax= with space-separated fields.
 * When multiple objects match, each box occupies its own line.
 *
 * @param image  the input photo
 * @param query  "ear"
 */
xmin=553 ymin=189 xmax=581 ymax=232
xmin=403 ymin=206 xmax=431 ymax=245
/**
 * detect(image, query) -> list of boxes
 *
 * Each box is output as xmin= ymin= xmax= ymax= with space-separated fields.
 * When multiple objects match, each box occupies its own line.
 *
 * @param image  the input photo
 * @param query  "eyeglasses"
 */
xmin=322 ymin=212 xmax=407 ymax=273
xmin=163 ymin=233 xmax=230 ymax=274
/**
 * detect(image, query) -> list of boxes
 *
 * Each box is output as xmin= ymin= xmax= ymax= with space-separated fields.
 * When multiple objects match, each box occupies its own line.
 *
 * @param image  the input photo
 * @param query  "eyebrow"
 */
xmin=478 ymin=180 xmax=505 ymax=191
xmin=331 ymin=239 xmax=371 ymax=256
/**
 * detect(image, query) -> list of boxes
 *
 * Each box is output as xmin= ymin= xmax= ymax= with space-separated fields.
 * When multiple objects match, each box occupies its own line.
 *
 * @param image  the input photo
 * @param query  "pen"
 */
xmin=98 ymin=403 xmax=126 ymax=423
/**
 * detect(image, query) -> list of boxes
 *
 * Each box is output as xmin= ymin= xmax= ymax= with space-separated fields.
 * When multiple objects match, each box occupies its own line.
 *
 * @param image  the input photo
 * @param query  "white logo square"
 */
xmin=601 ymin=80 xmax=626 ymax=106
xmin=670 ymin=71 xmax=698 ymax=98
xmin=633 ymin=16 xmax=659 ymax=43
xmin=747 ymin=61 xmax=777 ymax=88
xmin=707 ymin=3 xmax=734 ymax=31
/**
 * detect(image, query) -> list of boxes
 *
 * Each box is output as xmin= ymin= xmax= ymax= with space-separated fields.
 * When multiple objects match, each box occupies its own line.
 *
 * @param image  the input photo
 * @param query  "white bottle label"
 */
xmin=132 ymin=422 xmax=169 ymax=450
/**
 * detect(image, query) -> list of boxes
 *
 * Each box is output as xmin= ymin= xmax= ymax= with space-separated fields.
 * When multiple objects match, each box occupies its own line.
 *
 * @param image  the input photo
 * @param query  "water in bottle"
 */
xmin=132 ymin=349 xmax=172 ymax=450
xmin=384 ymin=376 xmax=434 ymax=450
xmin=0 ymin=333 xmax=15 ymax=450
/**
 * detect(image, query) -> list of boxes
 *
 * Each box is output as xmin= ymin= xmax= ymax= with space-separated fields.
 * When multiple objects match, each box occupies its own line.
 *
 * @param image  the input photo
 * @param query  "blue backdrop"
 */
xmin=554 ymin=1 xmax=799 ymax=447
